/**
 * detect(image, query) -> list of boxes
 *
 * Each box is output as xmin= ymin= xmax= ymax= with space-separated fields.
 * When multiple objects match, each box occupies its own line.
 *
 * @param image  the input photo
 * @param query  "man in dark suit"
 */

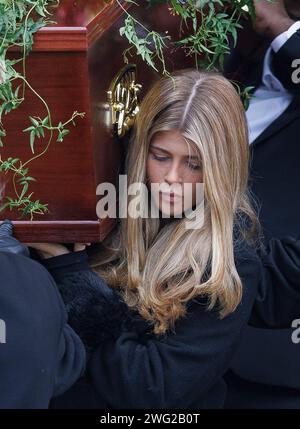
xmin=224 ymin=0 xmax=300 ymax=408
xmin=0 ymin=220 xmax=86 ymax=408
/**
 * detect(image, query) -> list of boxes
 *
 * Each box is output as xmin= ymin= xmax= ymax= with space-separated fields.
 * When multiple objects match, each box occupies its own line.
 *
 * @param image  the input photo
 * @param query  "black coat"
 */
xmin=0 ymin=251 xmax=86 ymax=408
xmin=223 ymin=25 xmax=300 ymax=408
xmin=34 ymin=232 xmax=300 ymax=409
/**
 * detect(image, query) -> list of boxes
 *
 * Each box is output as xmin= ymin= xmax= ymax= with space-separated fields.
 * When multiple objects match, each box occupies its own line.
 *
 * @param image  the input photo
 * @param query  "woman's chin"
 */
xmin=159 ymin=207 xmax=184 ymax=219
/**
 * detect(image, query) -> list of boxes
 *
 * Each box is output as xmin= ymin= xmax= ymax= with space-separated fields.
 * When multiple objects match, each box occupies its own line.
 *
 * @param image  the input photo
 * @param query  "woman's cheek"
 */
xmin=147 ymin=159 xmax=164 ymax=185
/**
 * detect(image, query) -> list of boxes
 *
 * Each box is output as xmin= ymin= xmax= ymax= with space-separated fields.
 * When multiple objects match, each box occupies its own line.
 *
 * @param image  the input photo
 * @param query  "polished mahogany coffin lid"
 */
xmin=0 ymin=1 xmax=126 ymax=242
xmin=32 ymin=0 xmax=129 ymax=51
xmin=0 ymin=1 xmax=193 ymax=242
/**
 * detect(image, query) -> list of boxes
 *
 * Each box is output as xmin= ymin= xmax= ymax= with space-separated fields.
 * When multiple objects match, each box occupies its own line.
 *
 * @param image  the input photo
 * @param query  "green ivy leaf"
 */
xmin=30 ymin=130 xmax=35 ymax=153
xmin=29 ymin=116 xmax=39 ymax=127
xmin=42 ymin=115 xmax=49 ymax=126
xmin=23 ymin=125 xmax=35 ymax=132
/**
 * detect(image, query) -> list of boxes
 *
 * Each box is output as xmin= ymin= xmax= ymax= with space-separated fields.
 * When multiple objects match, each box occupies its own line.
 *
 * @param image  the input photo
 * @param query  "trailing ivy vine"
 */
xmin=0 ymin=0 xmax=85 ymax=220
xmin=116 ymin=0 xmax=270 ymax=107
xmin=0 ymin=1 xmax=271 ymax=220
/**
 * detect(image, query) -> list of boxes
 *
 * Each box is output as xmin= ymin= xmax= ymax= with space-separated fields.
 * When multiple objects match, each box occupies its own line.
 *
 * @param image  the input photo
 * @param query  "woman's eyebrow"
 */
xmin=150 ymin=145 xmax=200 ymax=160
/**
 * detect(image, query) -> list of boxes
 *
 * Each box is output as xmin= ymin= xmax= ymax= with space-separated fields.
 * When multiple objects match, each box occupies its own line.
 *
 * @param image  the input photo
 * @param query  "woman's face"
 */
xmin=146 ymin=129 xmax=203 ymax=217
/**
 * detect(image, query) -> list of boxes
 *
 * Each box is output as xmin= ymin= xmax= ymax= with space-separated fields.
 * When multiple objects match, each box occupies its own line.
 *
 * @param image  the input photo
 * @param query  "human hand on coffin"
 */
xmin=253 ymin=0 xmax=294 ymax=39
xmin=22 ymin=240 xmax=125 ymax=354
xmin=23 ymin=242 xmax=91 ymax=259
xmin=0 ymin=219 xmax=30 ymax=256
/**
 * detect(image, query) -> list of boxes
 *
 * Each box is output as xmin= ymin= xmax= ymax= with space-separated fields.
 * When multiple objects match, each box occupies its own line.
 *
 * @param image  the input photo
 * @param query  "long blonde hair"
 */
xmin=89 ymin=68 xmax=262 ymax=335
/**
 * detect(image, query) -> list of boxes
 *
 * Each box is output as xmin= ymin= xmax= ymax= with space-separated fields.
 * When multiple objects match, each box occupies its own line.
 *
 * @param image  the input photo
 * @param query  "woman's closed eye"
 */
xmin=151 ymin=153 xmax=201 ymax=171
xmin=186 ymin=161 xmax=201 ymax=170
xmin=151 ymin=153 xmax=169 ymax=162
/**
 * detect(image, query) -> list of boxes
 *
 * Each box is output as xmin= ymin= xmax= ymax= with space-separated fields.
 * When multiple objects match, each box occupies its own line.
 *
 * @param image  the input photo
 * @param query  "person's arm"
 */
xmin=248 ymin=235 xmax=300 ymax=327
xmin=0 ymin=251 xmax=86 ymax=408
xmin=38 ymin=250 xmax=133 ymax=354
xmin=36 ymin=236 xmax=300 ymax=408
xmin=81 ymin=239 xmax=300 ymax=408
xmin=86 ymin=251 xmax=261 ymax=409
xmin=34 ymin=244 xmax=258 ymax=408
xmin=39 ymin=234 xmax=300 ymax=333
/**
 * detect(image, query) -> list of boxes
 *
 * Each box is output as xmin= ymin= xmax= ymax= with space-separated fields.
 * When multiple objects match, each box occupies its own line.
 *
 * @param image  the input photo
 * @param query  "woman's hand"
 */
xmin=24 ymin=242 xmax=91 ymax=259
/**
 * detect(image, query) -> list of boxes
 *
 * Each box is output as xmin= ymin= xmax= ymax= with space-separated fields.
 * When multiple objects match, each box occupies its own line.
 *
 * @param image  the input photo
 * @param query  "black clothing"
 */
xmin=35 ymin=234 xmax=300 ymax=409
xmin=0 ymin=251 xmax=86 ymax=408
xmin=223 ymin=25 xmax=300 ymax=408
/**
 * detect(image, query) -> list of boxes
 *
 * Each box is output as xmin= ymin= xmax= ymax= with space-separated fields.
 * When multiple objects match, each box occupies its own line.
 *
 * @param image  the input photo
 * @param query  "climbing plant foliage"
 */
xmin=0 ymin=0 xmax=85 ymax=220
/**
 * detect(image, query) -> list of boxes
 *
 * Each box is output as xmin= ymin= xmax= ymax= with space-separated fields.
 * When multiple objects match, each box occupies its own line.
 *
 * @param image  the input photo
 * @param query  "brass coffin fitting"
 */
xmin=106 ymin=64 xmax=142 ymax=138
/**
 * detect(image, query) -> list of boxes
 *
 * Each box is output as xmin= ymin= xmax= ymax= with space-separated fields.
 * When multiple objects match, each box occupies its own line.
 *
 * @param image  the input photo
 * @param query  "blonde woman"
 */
xmin=26 ymin=69 xmax=300 ymax=409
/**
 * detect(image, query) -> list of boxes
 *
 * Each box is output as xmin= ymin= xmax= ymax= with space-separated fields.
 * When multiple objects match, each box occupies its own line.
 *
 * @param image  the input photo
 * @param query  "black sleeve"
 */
xmin=0 ymin=251 xmax=86 ymax=408
xmin=37 ymin=247 xmax=261 ymax=408
xmin=38 ymin=250 xmax=132 ymax=354
xmin=85 ymin=238 xmax=300 ymax=409
xmin=39 ymin=235 xmax=300 ymax=335
xmin=272 ymin=28 xmax=300 ymax=94
xmin=84 ymin=253 xmax=261 ymax=409
xmin=37 ymin=237 xmax=300 ymax=408
xmin=249 ymin=235 xmax=300 ymax=328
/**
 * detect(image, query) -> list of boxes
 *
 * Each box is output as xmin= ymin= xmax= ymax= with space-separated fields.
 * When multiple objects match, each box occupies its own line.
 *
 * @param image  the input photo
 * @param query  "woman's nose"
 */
xmin=164 ymin=162 xmax=183 ymax=184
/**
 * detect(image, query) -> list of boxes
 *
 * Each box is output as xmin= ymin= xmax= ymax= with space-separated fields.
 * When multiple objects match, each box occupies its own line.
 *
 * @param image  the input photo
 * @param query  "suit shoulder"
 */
xmin=0 ymin=251 xmax=62 ymax=302
xmin=0 ymin=250 xmax=53 ymax=277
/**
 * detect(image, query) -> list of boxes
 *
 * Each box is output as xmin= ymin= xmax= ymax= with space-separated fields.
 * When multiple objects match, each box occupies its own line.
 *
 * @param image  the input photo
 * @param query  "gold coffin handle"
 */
xmin=106 ymin=64 xmax=142 ymax=138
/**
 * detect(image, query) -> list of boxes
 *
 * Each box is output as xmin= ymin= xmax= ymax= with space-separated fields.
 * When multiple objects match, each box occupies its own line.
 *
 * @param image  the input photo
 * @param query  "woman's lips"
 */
xmin=161 ymin=192 xmax=181 ymax=203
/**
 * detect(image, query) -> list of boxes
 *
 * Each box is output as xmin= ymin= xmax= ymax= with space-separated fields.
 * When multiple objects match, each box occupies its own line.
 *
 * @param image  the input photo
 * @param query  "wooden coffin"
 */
xmin=0 ymin=0 xmax=193 ymax=243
